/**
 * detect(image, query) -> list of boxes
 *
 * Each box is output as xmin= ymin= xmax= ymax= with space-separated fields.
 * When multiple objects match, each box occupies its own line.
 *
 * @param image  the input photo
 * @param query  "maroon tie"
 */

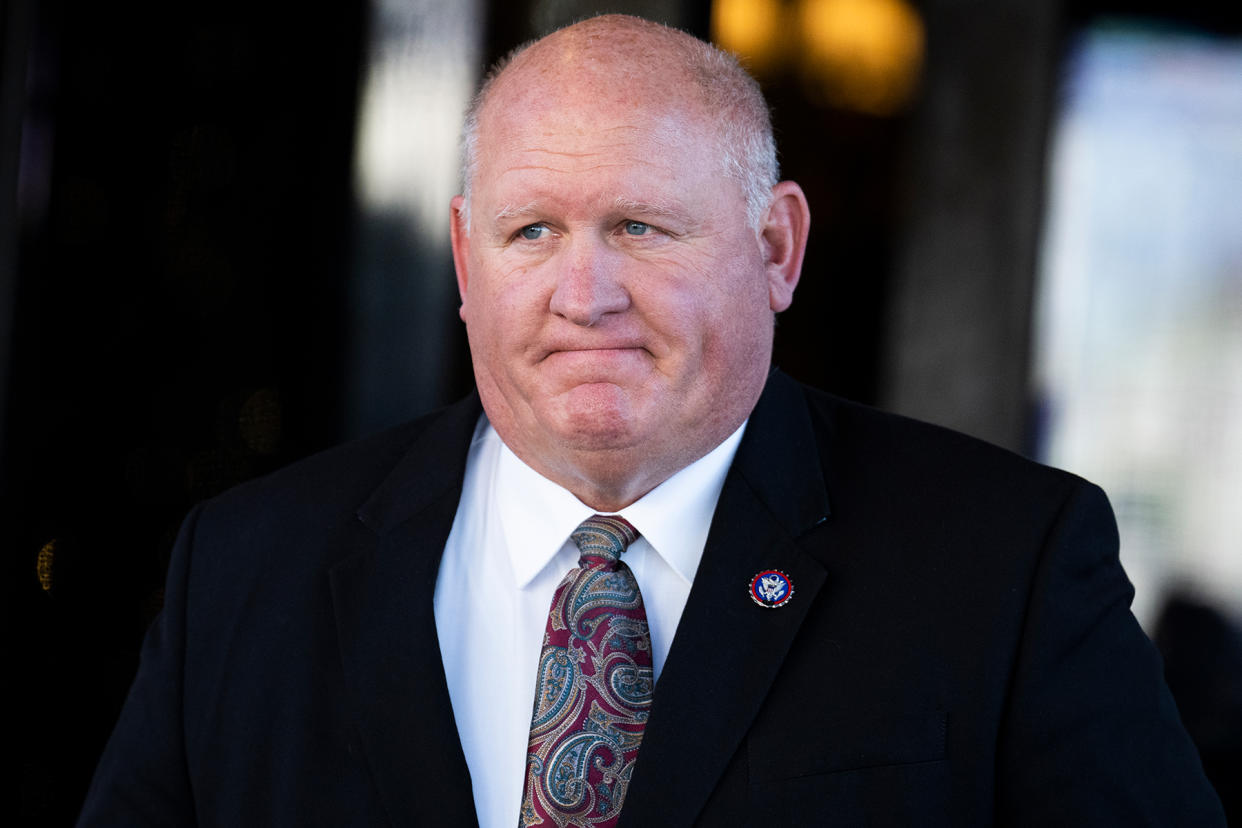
xmin=519 ymin=515 xmax=652 ymax=827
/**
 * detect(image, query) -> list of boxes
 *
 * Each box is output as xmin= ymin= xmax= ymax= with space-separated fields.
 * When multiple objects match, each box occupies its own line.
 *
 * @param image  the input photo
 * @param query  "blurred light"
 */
xmin=37 ymin=540 xmax=55 ymax=592
xmin=712 ymin=0 xmax=786 ymax=75
xmin=712 ymin=0 xmax=924 ymax=115
xmin=796 ymin=0 xmax=924 ymax=115
xmin=352 ymin=0 xmax=481 ymax=246
xmin=347 ymin=0 xmax=482 ymax=436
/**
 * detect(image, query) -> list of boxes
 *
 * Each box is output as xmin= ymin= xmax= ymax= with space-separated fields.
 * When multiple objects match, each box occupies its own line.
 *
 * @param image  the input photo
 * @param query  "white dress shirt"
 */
xmin=433 ymin=415 xmax=746 ymax=828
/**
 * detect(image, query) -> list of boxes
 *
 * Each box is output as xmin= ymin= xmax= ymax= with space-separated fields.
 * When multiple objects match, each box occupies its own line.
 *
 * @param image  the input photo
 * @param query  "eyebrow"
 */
xmin=489 ymin=196 xmax=693 ymax=226
xmin=491 ymin=201 xmax=541 ymax=223
xmin=611 ymin=196 xmax=689 ymax=221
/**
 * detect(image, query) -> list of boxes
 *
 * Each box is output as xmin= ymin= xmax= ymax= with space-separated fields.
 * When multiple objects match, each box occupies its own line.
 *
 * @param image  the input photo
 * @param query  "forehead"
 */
xmin=483 ymin=102 xmax=703 ymax=167
xmin=476 ymin=115 xmax=729 ymax=230
xmin=474 ymin=63 xmax=720 ymax=191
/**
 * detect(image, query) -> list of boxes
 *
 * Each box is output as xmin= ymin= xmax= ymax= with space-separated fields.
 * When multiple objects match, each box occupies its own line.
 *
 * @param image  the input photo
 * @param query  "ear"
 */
xmin=450 ymin=194 xmax=471 ymax=321
xmin=760 ymin=181 xmax=811 ymax=312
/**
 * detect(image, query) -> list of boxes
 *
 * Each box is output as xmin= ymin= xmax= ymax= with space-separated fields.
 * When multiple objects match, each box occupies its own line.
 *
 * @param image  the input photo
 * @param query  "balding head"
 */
xmin=460 ymin=15 xmax=777 ymax=230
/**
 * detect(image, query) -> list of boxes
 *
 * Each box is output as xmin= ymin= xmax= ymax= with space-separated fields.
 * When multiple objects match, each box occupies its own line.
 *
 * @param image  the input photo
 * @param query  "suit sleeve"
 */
xmin=76 ymin=504 xmax=201 ymax=827
xmin=995 ymin=481 xmax=1225 ymax=824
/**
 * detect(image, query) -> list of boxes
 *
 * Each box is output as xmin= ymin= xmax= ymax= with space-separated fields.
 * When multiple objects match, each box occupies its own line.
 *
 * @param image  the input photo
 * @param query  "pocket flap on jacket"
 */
xmin=749 ymin=710 xmax=948 ymax=783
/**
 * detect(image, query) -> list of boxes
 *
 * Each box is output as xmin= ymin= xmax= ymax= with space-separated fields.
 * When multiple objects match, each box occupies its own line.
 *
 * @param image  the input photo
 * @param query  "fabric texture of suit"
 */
xmin=78 ymin=370 xmax=1225 ymax=826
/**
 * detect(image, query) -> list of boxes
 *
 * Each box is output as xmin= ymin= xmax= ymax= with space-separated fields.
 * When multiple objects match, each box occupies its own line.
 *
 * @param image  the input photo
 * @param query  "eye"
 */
xmin=624 ymin=221 xmax=650 ymax=236
xmin=519 ymin=223 xmax=547 ymax=241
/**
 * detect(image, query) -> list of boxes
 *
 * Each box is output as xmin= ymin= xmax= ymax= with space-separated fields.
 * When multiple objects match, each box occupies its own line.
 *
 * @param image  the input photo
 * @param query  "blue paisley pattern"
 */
xmin=520 ymin=515 xmax=652 ymax=828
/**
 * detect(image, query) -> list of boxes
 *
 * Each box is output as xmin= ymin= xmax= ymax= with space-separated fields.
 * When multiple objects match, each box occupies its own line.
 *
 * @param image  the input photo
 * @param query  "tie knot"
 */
xmin=571 ymin=514 xmax=638 ymax=568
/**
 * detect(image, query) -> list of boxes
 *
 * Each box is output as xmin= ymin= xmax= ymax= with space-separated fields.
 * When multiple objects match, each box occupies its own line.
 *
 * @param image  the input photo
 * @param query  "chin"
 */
xmin=554 ymin=409 xmax=641 ymax=452
xmin=542 ymin=389 xmax=648 ymax=452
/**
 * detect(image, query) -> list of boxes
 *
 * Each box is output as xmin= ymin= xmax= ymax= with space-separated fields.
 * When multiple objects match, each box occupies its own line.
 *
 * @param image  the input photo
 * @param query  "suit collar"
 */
xmin=355 ymin=392 xmax=482 ymax=534
xmin=731 ymin=368 xmax=832 ymax=533
xmin=351 ymin=377 xmax=829 ymax=539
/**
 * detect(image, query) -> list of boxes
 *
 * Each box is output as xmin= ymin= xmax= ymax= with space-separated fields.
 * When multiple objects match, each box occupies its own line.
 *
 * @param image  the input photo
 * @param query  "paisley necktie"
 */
xmin=519 ymin=515 xmax=653 ymax=828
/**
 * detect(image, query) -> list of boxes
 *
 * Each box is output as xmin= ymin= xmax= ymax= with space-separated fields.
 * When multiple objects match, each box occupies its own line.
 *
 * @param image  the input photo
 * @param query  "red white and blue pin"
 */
xmin=749 ymin=569 xmax=794 ymax=608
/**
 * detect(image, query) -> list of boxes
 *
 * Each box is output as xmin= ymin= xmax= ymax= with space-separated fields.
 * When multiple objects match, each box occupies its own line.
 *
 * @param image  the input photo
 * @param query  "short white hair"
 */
xmin=458 ymin=15 xmax=778 ymax=232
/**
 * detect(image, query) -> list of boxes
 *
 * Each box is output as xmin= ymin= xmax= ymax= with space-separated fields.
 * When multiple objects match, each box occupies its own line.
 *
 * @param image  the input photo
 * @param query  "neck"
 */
xmin=528 ymin=447 xmax=686 ymax=513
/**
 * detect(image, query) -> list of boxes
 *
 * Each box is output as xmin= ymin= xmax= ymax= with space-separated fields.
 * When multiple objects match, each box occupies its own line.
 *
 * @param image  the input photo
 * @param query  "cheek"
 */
xmin=641 ymin=249 xmax=767 ymax=338
xmin=466 ymin=256 xmax=531 ymax=316
xmin=464 ymin=265 xmax=548 ymax=358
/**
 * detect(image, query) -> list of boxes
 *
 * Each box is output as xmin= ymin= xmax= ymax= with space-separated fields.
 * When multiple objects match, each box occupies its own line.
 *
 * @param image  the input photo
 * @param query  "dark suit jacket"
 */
xmin=78 ymin=371 xmax=1224 ymax=826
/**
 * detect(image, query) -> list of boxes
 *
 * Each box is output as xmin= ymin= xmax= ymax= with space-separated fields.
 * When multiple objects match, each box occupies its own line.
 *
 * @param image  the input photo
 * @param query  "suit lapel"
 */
xmin=620 ymin=372 xmax=833 ymax=827
xmin=329 ymin=395 xmax=483 ymax=827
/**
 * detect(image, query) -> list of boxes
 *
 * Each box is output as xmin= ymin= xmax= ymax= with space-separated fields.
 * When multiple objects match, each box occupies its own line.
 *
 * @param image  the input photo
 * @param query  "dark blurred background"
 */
xmin=3 ymin=0 xmax=1239 ymax=822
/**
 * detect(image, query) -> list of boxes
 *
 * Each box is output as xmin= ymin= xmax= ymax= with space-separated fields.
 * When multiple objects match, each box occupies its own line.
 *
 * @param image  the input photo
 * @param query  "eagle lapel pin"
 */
xmin=749 ymin=569 xmax=794 ymax=608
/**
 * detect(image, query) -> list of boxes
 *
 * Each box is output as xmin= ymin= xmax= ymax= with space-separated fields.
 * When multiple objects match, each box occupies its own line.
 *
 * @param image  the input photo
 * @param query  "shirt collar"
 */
xmin=491 ymin=419 xmax=747 ymax=590
xmin=620 ymin=424 xmax=746 ymax=584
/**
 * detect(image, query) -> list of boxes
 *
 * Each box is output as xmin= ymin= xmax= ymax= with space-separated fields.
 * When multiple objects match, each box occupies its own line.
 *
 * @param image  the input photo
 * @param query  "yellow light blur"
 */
xmin=797 ymin=0 xmax=924 ymax=115
xmin=37 ymin=539 xmax=55 ymax=592
xmin=712 ymin=0 xmax=786 ymax=76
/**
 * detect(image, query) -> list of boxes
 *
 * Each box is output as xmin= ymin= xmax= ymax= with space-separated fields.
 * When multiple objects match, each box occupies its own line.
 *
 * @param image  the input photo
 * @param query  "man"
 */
xmin=79 ymin=14 xmax=1223 ymax=827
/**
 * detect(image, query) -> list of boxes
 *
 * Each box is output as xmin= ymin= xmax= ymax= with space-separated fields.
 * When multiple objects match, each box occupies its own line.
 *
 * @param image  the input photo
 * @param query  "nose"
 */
xmin=548 ymin=236 xmax=630 ymax=326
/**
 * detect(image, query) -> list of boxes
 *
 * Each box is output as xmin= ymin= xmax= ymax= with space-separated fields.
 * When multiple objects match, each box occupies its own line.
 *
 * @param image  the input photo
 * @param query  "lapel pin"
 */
xmin=749 ymin=569 xmax=793 ymax=608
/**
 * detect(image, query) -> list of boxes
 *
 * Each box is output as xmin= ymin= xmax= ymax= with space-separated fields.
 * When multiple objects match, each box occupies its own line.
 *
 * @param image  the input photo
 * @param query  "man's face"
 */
xmin=452 ymin=65 xmax=794 ymax=505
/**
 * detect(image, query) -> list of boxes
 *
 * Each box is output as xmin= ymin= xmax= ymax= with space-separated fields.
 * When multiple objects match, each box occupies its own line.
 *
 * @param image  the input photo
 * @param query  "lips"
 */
xmin=543 ymin=346 xmax=645 ymax=360
xmin=539 ymin=347 xmax=649 ymax=379
xmin=548 ymin=346 xmax=641 ymax=356
xmin=538 ymin=337 xmax=648 ymax=361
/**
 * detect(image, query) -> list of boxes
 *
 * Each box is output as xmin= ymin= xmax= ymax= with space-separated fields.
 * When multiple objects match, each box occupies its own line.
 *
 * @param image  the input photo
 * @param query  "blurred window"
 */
xmin=1032 ymin=22 xmax=1242 ymax=628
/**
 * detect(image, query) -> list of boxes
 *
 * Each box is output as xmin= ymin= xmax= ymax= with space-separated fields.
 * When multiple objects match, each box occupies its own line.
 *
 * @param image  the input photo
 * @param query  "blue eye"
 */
xmin=520 ymin=224 xmax=546 ymax=240
xmin=624 ymin=221 xmax=650 ymax=236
